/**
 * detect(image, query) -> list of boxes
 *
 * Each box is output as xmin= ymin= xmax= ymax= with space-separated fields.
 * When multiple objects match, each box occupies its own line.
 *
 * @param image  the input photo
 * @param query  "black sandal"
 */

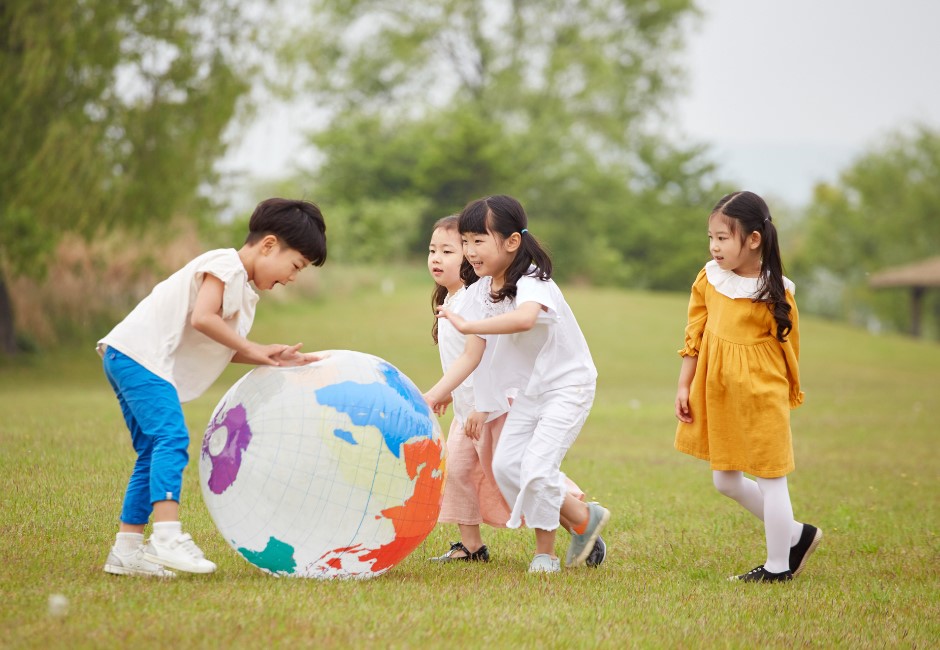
xmin=429 ymin=541 xmax=490 ymax=562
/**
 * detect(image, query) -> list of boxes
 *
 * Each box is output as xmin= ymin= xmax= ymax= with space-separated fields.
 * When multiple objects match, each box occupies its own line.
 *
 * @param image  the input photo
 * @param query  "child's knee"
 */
xmin=712 ymin=471 xmax=741 ymax=497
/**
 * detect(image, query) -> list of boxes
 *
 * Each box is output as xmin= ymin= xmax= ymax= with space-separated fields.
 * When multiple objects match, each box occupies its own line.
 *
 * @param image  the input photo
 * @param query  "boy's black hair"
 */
xmin=245 ymin=198 xmax=327 ymax=266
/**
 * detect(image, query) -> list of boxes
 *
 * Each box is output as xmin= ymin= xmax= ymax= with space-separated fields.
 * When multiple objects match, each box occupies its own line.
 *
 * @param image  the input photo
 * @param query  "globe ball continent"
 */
xmin=198 ymin=350 xmax=446 ymax=579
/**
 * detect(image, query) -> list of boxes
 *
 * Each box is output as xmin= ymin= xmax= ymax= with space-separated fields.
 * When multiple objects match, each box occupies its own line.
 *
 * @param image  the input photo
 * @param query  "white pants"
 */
xmin=492 ymin=384 xmax=595 ymax=530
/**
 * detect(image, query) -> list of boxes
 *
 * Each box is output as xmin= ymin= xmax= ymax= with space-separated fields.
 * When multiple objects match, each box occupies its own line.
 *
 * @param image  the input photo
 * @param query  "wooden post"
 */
xmin=910 ymin=286 xmax=925 ymax=337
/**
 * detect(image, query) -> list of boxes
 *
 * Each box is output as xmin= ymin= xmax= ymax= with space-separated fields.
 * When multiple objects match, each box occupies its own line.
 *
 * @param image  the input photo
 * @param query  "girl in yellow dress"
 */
xmin=674 ymin=191 xmax=822 ymax=583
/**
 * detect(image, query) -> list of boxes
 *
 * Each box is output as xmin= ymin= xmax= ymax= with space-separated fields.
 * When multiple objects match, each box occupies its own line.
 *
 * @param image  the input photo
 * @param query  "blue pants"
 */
xmin=103 ymin=347 xmax=190 ymax=525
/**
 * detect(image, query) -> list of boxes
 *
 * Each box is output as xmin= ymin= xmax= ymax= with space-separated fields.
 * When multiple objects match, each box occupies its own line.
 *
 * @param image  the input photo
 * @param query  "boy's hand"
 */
xmin=238 ymin=342 xmax=294 ymax=366
xmin=276 ymin=345 xmax=331 ymax=367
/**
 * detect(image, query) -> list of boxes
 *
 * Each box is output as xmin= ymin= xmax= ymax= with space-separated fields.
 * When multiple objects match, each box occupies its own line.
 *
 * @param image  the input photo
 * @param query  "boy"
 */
xmin=98 ymin=198 xmax=327 ymax=577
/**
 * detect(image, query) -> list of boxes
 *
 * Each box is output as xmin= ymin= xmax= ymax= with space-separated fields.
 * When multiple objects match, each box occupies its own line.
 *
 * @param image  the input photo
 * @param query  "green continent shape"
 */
xmin=237 ymin=536 xmax=297 ymax=575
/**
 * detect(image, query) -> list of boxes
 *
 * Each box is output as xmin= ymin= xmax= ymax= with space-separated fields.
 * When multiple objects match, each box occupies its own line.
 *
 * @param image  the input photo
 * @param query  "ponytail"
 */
xmin=756 ymin=220 xmax=792 ymax=342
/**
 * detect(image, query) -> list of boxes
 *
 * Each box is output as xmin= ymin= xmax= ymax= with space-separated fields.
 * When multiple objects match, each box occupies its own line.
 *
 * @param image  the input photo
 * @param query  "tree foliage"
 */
xmin=0 ymin=0 xmax=260 ymax=353
xmin=284 ymin=0 xmax=719 ymax=287
xmin=793 ymin=125 xmax=940 ymax=334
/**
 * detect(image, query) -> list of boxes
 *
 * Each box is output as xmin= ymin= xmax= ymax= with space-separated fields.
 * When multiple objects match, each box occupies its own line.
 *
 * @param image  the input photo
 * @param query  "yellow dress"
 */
xmin=674 ymin=262 xmax=804 ymax=478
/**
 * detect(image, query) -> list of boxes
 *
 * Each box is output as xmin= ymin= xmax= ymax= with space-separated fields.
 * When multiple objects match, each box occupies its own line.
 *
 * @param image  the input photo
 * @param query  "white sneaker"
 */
xmin=104 ymin=547 xmax=177 ymax=578
xmin=527 ymin=554 xmax=561 ymax=574
xmin=143 ymin=533 xmax=217 ymax=574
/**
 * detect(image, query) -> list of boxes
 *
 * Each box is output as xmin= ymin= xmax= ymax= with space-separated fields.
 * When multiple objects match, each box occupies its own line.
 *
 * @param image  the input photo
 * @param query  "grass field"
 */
xmin=2 ymin=268 xmax=938 ymax=648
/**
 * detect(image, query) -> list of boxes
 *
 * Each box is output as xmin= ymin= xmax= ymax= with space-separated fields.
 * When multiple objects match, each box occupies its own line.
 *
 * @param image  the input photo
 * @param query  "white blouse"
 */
xmin=462 ymin=273 xmax=597 ymax=416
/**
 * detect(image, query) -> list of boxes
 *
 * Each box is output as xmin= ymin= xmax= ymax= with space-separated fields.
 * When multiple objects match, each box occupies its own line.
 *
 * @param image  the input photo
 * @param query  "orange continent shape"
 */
xmin=359 ymin=437 xmax=445 ymax=571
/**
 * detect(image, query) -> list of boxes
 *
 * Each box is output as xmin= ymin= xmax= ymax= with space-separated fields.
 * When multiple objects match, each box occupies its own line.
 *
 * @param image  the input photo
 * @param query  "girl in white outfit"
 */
xmin=424 ymin=195 xmax=610 ymax=573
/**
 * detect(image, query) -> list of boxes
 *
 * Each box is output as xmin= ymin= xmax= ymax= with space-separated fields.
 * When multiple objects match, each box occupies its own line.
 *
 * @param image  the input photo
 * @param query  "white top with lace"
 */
xmin=461 ymin=272 xmax=596 ymax=416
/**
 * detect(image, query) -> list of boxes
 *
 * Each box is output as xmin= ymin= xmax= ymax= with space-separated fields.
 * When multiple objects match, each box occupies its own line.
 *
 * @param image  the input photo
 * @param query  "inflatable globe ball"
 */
xmin=199 ymin=350 xmax=446 ymax=579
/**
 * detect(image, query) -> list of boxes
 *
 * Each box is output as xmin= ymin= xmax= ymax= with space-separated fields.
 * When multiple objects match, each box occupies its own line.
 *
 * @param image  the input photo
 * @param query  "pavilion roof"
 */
xmin=869 ymin=256 xmax=940 ymax=288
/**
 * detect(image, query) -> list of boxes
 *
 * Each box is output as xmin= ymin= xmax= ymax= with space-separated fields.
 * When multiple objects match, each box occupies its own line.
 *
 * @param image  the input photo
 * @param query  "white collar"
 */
xmin=704 ymin=259 xmax=795 ymax=299
xmin=442 ymin=285 xmax=465 ymax=310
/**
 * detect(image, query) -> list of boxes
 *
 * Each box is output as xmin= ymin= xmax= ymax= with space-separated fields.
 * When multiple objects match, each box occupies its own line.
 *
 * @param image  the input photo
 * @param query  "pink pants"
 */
xmin=438 ymin=413 xmax=586 ymax=528
xmin=438 ymin=414 xmax=512 ymax=527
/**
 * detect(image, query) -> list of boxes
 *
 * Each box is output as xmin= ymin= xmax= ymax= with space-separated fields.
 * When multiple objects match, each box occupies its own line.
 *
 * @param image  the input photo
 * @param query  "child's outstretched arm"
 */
xmin=192 ymin=274 xmax=318 ymax=366
xmin=423 ymin=334 xmax=485 ymax=413
xmin=675 ymin=355 xmax=698 ymax=423
xmin=438 ymin=301 xmax=543 ymax=336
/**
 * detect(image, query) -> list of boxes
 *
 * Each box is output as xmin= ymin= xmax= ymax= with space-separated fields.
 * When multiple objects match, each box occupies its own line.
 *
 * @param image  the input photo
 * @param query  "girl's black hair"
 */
xmin=711 ymin=191 xmax=792 ymax=341
xmin=458 ymin=194 xmax=552 ymax=303
xmin=430 ymin=215 xmax=477 ymax=344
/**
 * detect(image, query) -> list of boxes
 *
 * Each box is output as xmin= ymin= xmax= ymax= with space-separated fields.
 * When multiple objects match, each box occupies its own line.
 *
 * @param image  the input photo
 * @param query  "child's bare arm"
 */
xmin=675 ymin=355 xmax=698 ymax=423
xmin=191 ymin=274 xmax=291 ymax=366
xmin=424 ymin=335 xmax=485 ymax=411
xmin=438 ymin=301 xmax=543 ymax=335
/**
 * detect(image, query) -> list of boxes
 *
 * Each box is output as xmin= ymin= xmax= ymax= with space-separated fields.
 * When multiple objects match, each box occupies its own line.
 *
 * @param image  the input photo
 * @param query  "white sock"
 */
xmin=115 ymin=532 xmax=144 ymax=554
xmin=756 ymin=476 xmax=794 ymax=574
xmin=790 ymin=519 xmax=804 ymax=546
xmin=152 ymin=521 xmax=183 ymax=544
xmin=713 ymin=471 xmax=805 ymax=549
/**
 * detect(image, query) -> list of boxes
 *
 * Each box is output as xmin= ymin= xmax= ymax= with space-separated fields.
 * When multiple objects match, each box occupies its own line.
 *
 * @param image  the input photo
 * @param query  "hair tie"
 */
xmin=764 ymin=217 xmax=770 ymax=223
xmin=520 ymin=229 xmax=528 ymax=235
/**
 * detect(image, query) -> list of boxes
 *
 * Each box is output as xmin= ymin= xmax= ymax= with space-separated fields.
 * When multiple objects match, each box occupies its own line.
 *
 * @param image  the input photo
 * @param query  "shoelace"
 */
xmin=172 ymin=533 xmax=205 ymax=558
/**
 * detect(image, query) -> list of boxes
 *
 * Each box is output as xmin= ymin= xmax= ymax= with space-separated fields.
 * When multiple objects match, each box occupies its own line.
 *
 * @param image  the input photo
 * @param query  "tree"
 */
xmin=282 ymin=0 xmax=718 ymax=287
xmin=0 ymin=0 xmax=259 ymax=354
xmin=794 ymin=124 xmax=940 ymax=334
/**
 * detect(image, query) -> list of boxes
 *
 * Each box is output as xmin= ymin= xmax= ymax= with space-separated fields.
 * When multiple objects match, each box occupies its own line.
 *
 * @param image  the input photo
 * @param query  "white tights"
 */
xmin=712 ymin=470 xmax=803 ymax=574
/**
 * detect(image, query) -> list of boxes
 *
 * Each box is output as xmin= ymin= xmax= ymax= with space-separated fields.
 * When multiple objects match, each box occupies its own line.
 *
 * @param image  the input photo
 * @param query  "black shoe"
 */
xmin=429 ymin=541 xmax=490 ymax=563
xmin=585 ymin=535 xmax=606 ymax=567
xmin=789 ymin=524 xmax=823 ymax=576
xmin=730 ymin=565 xmax=793 ymax=583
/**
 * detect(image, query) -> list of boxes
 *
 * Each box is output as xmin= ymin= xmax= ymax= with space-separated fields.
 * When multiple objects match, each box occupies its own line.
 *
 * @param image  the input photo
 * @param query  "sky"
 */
xmin=673 ymin=0 xmax=940 ymax=204
xmin=221 ymin=0 xmax=940 ymax=207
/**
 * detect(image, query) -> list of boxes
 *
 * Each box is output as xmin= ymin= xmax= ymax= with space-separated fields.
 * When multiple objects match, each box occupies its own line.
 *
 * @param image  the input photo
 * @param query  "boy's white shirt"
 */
xmin=462 ymin=273 xmax=597 ymax=419
xmin=97 ymin=248 xmax=259 ymax=403
xmin=436 ymin=286 xmax=477 ymax=423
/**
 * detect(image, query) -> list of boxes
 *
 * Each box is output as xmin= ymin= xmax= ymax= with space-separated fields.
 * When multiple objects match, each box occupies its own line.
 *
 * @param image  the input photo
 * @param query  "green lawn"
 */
xmin=2 ymin=270 xmax=938 ymax=648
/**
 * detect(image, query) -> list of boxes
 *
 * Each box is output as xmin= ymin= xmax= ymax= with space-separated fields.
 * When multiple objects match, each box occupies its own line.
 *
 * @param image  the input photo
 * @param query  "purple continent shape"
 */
xmin=202 ymin=404 xmax=253 ymax=495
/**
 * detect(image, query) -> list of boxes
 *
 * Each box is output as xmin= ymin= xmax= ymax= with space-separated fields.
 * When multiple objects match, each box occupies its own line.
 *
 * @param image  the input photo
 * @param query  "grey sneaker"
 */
xmin=527 ymin=554 xmax=561 ymax=573
xmin=143 ymin=533 xmax=217 ymax=574
xmin=104 ymin=547 xmax=177 ymax=578
xmin=566 ymin=502 xmax=610 ymax=568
